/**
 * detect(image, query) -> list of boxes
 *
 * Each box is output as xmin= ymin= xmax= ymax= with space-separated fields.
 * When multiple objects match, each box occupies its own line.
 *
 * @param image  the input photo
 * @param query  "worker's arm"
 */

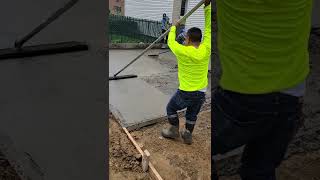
xmin=202 ymin=3 xmax=211 ymax=49
xmin=168 ymin=26 xmax=188 ymax=56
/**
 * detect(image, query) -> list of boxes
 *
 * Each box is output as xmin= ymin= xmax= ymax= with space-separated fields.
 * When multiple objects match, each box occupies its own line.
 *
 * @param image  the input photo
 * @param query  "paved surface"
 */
xmin=109 ymin=49 xmax=171 ymax=77
xmin=110 ymin=78 xmax=170 ymax=130
xmin=109 ymin=50 xmax=170 ymax=130
xmin=0 ymin=0 xmax=107 ymax=180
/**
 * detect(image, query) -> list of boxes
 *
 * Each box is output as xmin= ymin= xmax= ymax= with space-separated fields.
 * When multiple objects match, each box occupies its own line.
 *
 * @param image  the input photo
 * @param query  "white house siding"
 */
xmin=184 ymin=0 xmax=205 ymax=33
xmin=124 ymin=0 xmax=174 ymax=23
xmin=124 ymin=0 xmax=205 ymax=32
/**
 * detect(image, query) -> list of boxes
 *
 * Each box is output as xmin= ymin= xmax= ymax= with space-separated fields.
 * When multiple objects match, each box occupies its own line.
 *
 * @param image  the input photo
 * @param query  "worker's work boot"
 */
xmin=161 ymin=125 xmax=179 ymax=139
xmin=180 ymin=129 xmax=192 ymax=145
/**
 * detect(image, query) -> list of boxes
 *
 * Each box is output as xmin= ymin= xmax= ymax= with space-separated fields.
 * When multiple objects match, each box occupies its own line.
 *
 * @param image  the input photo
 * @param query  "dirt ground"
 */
xmin=109 ymin=110 xmax=211 ymax=180
xmin=220 ymin=150 xmax=320 ymax=180
xmin=109 ymin=113 xmax=151 ymax=180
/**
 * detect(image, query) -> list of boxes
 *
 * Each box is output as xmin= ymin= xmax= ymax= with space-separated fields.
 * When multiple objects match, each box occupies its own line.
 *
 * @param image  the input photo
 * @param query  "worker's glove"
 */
xmin=204 ymin=0 xmax=211 ymax=6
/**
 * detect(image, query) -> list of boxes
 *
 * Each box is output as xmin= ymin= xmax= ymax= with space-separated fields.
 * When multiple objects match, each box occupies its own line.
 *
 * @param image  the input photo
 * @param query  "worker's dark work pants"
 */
xmin=212 ymin=87 xmax=304 ymax=180
xmin=161 ymin=29 xmax=168 ymax=44
xmin=166 ymin=89 xmax=205 ymax=133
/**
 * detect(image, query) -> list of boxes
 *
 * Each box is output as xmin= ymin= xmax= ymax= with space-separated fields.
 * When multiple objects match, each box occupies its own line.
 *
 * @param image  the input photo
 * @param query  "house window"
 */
xmin=180 ymin=0 xmax=187 ymax=16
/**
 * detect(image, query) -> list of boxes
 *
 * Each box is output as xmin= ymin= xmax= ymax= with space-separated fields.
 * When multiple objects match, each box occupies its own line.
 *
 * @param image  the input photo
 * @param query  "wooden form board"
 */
xmin=122 ymin=127 xmax=163 ymax=180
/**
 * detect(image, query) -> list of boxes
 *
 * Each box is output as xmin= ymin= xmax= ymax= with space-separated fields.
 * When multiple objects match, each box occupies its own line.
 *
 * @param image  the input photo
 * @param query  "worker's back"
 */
xmin=168 ymin=5 xmax=211 ymax=92
xmin=175 ymin=42 xmax=211 ymax=91
xmin=216 ymin=0 xmax=313 ymax=94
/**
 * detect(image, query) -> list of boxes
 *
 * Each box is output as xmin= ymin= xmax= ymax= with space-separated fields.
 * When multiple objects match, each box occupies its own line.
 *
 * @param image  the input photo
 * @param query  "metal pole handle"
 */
xmin=14 ymin=0 xmax=79 ymax=49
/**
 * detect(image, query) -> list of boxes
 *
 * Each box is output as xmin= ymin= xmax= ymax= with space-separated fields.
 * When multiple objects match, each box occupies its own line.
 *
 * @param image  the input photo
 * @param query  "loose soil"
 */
xmin=109 ymin=110 xmax=211 ymax=180
xmin=109 ymin=113 xmax=151 ymax=180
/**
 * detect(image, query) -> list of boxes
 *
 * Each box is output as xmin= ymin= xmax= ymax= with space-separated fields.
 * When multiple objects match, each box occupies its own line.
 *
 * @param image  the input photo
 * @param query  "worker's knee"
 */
xmin=166 ymin=92 xmax=181 ymax=115
xmin=166 ymin=103 xmax=175 ymax=115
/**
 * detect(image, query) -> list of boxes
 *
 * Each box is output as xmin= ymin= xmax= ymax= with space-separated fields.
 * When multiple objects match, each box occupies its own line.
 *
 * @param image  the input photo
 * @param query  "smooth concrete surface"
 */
xmin=109 ymin=50 xmax=171 ymax=77
xmin=0 ymin=0 xmax=107 ymax=180
xmin=109 ymin=50 xmax=172 ymax=130
xmin=109 ymin=78 xmax=170 ymax=130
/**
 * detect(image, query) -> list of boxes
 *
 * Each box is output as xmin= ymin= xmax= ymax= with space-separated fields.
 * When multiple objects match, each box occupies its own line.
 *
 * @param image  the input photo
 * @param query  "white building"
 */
xmin=124 ymin=0 xmax=205 ymax=32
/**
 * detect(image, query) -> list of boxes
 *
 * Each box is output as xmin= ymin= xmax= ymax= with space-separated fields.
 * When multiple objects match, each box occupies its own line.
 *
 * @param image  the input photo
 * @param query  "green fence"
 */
xmin=109 ymin=14 xmax=163 ymax=43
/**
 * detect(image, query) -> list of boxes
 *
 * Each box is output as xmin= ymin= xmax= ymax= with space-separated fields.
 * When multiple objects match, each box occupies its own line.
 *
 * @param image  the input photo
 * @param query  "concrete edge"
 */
xmin=0 ymin=131 xmax=44 ymax=180
xmin=125 ymin=116 xmax=167 ymax=131
xmin=108 ymin=103 xmax=165 ymax=131
xmin=124 ymin=110 xmax=189 ymax=131
xmin=108 ymin=43 xmax=169 ymax=49
xmin=109 ymin=104 xmax=126 ymax=128
xmin=115 ymin=109 xmax=211 ymax=132
xmin=109 ymin=102 xmax=167 ymax=131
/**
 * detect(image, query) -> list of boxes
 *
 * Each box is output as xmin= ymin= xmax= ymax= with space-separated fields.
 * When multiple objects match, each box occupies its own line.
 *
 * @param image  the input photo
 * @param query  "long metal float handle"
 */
xmin=113 ymin=0 xmax=206 ymax=77
xmin=14 ymin=0 xmax=79 ymax=49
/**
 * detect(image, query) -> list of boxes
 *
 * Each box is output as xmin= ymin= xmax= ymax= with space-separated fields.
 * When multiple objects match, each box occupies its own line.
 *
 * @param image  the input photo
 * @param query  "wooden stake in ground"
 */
xmin=122 ymin=127 xmax=163 ymax=180
xmin=149 ymin=162 xmax=163 ymax=180
xmin=122 ymin=127 xmax=143 ymax=155
xmin=142 ymin=150 xmax=150 ymax=172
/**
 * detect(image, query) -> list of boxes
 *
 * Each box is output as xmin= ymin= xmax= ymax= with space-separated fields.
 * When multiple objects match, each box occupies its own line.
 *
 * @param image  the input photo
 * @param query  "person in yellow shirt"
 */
xmin=161 ymin=0 xmax=211 ymax=145
xmin=212 ymin=0 xmax=313 ymax=179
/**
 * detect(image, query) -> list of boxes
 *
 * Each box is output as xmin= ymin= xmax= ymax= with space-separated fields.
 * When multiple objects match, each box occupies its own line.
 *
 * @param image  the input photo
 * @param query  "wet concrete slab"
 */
xmin=109 ymin=50 xmax=171 ymax=77
xmin=109 ymin=50 xmax=171 ymax=130
xmin=109 ymin=78 xmax=170 ymax=130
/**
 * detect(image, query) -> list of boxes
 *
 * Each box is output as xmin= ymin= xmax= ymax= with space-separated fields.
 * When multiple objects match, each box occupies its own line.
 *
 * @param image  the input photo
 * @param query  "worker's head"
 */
xmin=185 ymin=27 xmax=202 ymax=46
xmin=163 ymin=13 xmax=166 ymax=18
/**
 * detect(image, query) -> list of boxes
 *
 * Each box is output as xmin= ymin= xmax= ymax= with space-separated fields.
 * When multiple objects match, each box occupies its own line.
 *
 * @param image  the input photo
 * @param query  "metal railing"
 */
xmin=109 ymin=14 xmax=163 ymax=43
